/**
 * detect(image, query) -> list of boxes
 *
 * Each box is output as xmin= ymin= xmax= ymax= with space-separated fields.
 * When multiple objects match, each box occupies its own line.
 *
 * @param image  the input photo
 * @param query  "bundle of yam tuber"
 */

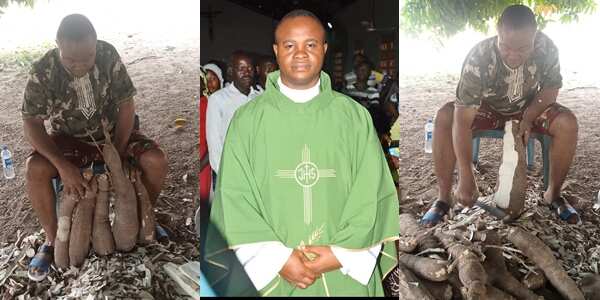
xmin=397 ymin=213 xmax=586 ymax=300
xmin=55 ymin=119 xmax=156 ymax=268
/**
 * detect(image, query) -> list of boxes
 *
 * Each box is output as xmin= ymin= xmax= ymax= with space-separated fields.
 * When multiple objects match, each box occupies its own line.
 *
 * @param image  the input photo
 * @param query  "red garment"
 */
xmin=199 ymin=95 xmax=211 ymax=201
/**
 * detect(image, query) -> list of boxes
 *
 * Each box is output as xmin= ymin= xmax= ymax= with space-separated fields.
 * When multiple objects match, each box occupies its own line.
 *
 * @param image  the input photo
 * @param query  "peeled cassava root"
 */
xmin=101 ymin=119 xmax=139 ymax=251
xmin=494 ymin=120 xmax=527 ymax=219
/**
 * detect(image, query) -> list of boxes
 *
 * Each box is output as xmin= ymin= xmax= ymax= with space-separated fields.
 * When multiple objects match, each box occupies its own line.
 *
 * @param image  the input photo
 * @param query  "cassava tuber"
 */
xmin=68 ymin=173 xmax=97 ymax=267
xmin=92 ymin=173 xmax=115 ymax=255
xmin=494 ymin=121 xmax=527 ymax=219
xmin=507 ymin=227 xmax=584 ymax=300
xmin=133 ymin=168 xmax=155 ymax=244
xmin=399 ymin=253 xmax=449 ymax=282
xmin=435 ymin=231 xmax=487 ymax=300
xmin=102 ymin=119 xmax=139 ymax=251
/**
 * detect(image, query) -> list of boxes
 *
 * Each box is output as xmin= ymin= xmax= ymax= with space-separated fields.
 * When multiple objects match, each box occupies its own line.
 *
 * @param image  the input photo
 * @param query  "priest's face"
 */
xmin=273 ymin=16 xmax=327 ymax=89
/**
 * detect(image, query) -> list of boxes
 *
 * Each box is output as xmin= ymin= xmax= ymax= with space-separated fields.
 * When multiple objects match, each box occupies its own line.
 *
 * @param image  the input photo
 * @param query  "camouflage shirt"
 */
xmin=456 ymin=31 xmax=562 ymax=116
xmin=22 ymin=40 xmax=136 ymax=142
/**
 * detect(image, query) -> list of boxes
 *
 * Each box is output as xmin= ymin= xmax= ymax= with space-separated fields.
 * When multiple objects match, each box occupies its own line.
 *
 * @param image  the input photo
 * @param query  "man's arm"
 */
xmin=452 ymin=105 xmax=479 ymax=207
xmin=519 ymin=88 xmax=559 ymax=143
xmin=113 ymin=98 xmax=135 ymax=157
xmin=23 ymin=117 xmax=88 ymax=197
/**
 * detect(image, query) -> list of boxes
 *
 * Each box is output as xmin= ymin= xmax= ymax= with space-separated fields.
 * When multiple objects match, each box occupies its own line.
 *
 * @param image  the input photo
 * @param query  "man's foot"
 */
xmin=420 ymin=200 xmax=450 ymax=227
xmin=543 ymin=193 xmax=581 ymax=225
xmin=27 ymin=243 xmax=54 ymax=282
xmin=156 ymin=224 xmax=170 ymax=243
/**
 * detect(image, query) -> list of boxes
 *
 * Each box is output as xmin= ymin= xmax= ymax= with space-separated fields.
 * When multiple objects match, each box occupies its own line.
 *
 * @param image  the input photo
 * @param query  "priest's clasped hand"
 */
xmin=279 ymin=246 xmax=343 ymax=289
xmin=279 ymin=249 xmax=320 ymax=289
xmin=301 ymin=245 xmax=343 ymax=274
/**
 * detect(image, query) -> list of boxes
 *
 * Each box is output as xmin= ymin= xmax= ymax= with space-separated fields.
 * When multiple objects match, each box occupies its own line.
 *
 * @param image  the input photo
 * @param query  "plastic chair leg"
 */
xmin=526 ymin=138 xmax=535 ymax=169
xmin=472 ymin=137 xmax=481 ymax=164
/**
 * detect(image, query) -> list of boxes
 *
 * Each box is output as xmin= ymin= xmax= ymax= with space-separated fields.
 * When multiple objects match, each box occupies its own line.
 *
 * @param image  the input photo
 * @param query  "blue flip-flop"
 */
xmin=27 ymin=244 xmax=54 ymax=282
xmin=420 ymin=200 xmax=450 ymax=227
xmin=550 ymin=196 xmax=581 ymax=225
xmin=156 ymin=224 xmax=170 ymax=243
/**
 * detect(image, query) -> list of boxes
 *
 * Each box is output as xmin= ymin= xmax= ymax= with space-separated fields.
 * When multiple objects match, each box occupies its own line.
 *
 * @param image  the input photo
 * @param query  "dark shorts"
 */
xmin=29 ymin=131 xmax=160 ymax=168
xmin=465 ymin=102 xmax=570 ymax=135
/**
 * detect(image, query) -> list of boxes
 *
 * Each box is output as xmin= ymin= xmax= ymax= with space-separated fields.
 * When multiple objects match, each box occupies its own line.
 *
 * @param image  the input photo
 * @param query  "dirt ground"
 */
xmin=0 ymin=28 xmax=200 ymax=298
xmin=397 ymin=71 xmax=600 ymax=296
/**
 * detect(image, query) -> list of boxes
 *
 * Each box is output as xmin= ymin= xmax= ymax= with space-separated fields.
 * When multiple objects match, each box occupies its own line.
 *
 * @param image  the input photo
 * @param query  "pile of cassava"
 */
xmin=397 ymin=121 xmax=599 ymax=300
xmin=55 ymin=119 xmax=156 ymax=268
xmin=397 ymin=211 xmax=600 ymax=300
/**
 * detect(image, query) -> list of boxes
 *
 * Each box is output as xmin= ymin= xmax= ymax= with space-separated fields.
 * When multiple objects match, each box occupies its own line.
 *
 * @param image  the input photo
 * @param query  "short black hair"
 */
xmin=56 ymin=14 xmax=97 ymax=42
xmin=498 ymin=5 xmax=537 ymax=31
xmin=228 ymin=50 xmax=253 ymax=69
xmin=274 ymin=9 xmax=326 ymax=43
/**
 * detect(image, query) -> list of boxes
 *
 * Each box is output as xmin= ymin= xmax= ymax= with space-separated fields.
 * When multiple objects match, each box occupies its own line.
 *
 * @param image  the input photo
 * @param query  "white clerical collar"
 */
xmin=278 ymin=77 xmax=320 ymax=103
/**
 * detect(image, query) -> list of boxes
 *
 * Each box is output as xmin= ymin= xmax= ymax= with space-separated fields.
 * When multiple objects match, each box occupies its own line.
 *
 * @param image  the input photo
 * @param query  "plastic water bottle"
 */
xmin=1 ymin=145 xmax=15 ymax=179
xmin=424 ymin=119 xmax=433 ymax=153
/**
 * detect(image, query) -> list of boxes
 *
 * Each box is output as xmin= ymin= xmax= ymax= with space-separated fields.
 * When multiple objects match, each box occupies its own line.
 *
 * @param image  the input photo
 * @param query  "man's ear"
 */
xmin=323 ymin=42 xmax=328 ymax=55
xmin=272 ymin=43 xmax=278 ymax=58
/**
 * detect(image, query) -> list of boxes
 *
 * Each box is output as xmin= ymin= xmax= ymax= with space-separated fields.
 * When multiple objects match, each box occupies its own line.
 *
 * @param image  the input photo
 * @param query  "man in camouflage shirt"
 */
xmin=422 ymin=5 xmax=580 ymax=226
xmin=23 ymin=14 xmax=168 ymax=281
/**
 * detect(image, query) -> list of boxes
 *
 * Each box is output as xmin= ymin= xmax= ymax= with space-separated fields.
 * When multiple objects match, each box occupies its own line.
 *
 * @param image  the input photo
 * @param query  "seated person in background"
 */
xmin=344 ymin=53 xmax=383 ymax=90
xmin=343 ymin=60 xmax=380 ymax=108
xmin=203 ymin=63 xmax=224 ymax=95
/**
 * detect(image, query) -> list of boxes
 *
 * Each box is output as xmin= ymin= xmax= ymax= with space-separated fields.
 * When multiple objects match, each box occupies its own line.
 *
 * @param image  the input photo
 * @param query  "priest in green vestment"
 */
xmin=203 ymin=9 xmax=399 ymax=297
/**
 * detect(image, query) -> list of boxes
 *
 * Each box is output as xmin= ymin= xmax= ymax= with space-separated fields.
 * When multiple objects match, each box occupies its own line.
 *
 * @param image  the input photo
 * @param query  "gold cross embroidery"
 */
xmin=276 ymin=144 xmax=336 ymax=225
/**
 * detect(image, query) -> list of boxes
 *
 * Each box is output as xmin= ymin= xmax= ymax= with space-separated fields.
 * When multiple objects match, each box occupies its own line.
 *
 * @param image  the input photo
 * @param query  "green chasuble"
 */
xmin=204 ymin=71 xmax=399 ymax=297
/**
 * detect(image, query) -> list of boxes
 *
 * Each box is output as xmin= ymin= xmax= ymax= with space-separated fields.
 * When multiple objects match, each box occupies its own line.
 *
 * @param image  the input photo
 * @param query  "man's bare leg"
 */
xmin=543 ymin=111 xmax=578 ymax=205
xmin=422 ymin=102 xmax=457 ymax=226
xmin=433 ymin=102 xmax=458 ymax=202
xmin=138 ymin=148 xmax=168 ymax=206
xmin=25 ymin=154 xmax=59 ymax=275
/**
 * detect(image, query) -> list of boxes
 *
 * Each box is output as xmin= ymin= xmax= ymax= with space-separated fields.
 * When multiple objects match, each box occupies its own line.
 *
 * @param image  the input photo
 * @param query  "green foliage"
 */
xmin=0 ymin=41 xmax=53 ymax=69
xmin=401 ymin=0 xmax=596 ymax=37
xmin=0 ymin=0 xmax=37 ymax=16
